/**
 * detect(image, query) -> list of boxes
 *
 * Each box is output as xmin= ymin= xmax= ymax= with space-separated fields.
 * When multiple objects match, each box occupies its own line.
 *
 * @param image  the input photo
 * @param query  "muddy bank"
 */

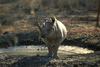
xmin=0 ymin=52 xmax=100 ymax=67
xmin=0 ymin=45 xmax=99 ymax=67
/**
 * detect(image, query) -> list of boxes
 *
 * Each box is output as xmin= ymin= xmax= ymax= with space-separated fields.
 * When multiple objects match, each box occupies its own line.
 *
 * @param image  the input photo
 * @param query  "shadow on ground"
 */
xmin=0 ymin=53 xmax=100 ymax=67
xmin=11 ymin=56 xmax=53 ymax=67
xmin=63 ymin=38 xmax=100 ymax=51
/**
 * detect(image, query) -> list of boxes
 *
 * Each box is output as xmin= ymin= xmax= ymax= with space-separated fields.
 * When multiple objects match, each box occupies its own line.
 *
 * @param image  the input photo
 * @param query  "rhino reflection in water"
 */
xmin=39 ymin=16 xmax=67 ymax=58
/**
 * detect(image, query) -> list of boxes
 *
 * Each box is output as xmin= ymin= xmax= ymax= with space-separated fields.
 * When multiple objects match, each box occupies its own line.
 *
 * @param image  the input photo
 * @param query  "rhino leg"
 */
xmin=52 ymin=45 xmax=59 ymax=59
xmin=47 ymin=45 xmax=53 ymax=57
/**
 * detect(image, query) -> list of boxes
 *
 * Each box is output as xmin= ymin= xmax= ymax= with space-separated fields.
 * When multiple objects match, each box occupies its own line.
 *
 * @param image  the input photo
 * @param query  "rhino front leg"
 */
xmin=52 ymin=45 xmax=59 ymax=59
xmin=47 ymin=45 xmax=53 ymax=57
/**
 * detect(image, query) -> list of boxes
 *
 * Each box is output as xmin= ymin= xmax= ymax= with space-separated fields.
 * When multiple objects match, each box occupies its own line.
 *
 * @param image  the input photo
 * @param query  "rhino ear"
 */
xmin=50 ymin=16 xmax=56 ymax=23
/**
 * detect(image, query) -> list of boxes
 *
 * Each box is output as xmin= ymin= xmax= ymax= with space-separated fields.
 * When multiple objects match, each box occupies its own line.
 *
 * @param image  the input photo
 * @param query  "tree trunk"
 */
xmin=96 ymin=0 xmax=100 ymax=27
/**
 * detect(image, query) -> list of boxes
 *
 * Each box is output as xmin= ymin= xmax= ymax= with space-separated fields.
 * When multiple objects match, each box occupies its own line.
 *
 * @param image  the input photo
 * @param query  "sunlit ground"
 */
xmin=0 ymin=45 xmax=94 ymax=55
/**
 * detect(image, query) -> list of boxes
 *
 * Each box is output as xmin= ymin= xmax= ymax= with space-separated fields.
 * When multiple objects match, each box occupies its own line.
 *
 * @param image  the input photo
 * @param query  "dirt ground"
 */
xmin=0 ymin=46 xmax=100 ymax=67
xmin=0 ymin=52 xmax=100 ymax=67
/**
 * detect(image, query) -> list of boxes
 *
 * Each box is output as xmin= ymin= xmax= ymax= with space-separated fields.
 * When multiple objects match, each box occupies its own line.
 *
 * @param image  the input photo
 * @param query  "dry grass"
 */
xmin=0 ymin=26 xmax=16 ymax=35
xmin=67 ymin=24 xmax=100 ymax=38
xmin=0 ymin=20 xmax=38 ymax=35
